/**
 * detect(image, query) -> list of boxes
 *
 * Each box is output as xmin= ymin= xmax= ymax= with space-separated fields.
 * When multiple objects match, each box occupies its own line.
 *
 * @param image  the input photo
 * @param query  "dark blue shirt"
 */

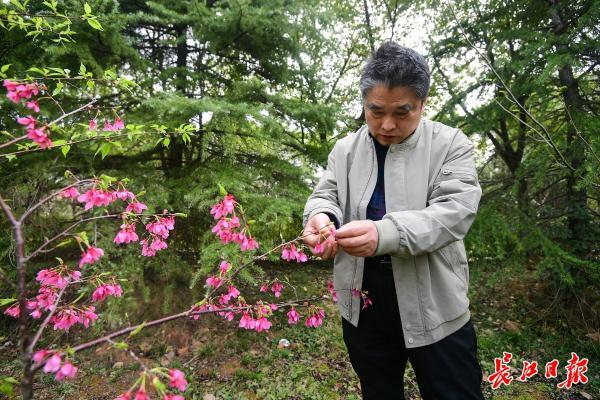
xmin=367 ymin=134 xmax=389 ymax=222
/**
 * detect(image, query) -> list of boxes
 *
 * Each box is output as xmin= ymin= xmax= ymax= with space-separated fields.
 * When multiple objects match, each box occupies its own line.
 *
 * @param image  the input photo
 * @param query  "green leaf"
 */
xmin=77 ymin=231 xmax=90 ymax=246
xmin=218 ymin=184 xmax=227 ymax=196
xmin=95 ymin=143 xmax=111 ymax=159
xmin=4 ymin=155 xmax=16 ymax=162
xmin=152 ymin=377 xmax=166 ymax=392
xmin=83 ymin=2 xmax=92 ymax=14
xmin=79 ymin=64 xmax=86 ymax=75
xmin=61 ymin=145 xmax=70 ymax=157
xmin=52 ymin=81 xmax=64 ymax=96
xmin=0 ymin=299 xmax=17 ymax=307
xmin=86 ymin=17 xmax=103 ymax=30
xmin=129 ymin=321 xmax=146 ymax=337
xmin=162 ymin=137 xmax=170 ymax=148
xmin=99 ymin=174 xmax=116 ymax=188
xmin=113 ymin=341 xmax=128 ymax=350
xmin=1 ymin=64 xmax=11 ymax=73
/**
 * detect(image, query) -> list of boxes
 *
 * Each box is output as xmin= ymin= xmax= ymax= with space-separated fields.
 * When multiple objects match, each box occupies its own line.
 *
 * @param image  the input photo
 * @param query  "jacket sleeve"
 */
xmin=303 ymin=143 xmax=343 ymax=228
xmin=373 ymin=131 xmax=482 ymax=257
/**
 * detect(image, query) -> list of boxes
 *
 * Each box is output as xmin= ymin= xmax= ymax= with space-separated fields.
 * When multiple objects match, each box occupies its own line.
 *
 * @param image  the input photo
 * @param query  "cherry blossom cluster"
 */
xmin=60 ymin=181 xmax=175 ymax=257
xmin=88 ymin=117 xmax=125 ymax=132
xmin=33 ymin=351 xmax=77 ymax=381
xmin=280 ymin=243 xmax=308 ymax=263
xmin=313 ymin=228 xmax=336 ymax=254
xmin=260 ymin=280 xmax=284 ymax=298
xmin=210 ymin=194 xmax=259 ymax=251
xmin=114 ymin=368 xmax=187 ymax=400
xmin=4 ymin=79 xmax=55 ymax=148
xmin=3 ymin=260 xmax=83 ymax=322
xmin=352 ymin=288 xmax=373 ymax=310
xmin=327 ymin=279 xmax=338 ymax=302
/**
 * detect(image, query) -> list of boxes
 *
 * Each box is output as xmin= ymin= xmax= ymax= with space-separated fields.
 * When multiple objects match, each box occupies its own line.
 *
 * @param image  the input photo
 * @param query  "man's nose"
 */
xmin=381 ymin=116 xmax=396 ymax=131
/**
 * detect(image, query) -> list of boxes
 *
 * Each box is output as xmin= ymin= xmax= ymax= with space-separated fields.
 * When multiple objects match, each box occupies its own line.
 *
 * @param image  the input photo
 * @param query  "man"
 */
xmin=302 ymin=42 xmax=485 ymax=400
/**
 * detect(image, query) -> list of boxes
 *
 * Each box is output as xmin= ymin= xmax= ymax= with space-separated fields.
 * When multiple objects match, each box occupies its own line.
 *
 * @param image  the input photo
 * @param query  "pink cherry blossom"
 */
xmin=114 ymin=223 xmax=139 ymax=244
xmin=134 ymin=389 xmax=149 ymax=400
xmin=114 ymin=190 xmax=135 ymax=201
xmin=51 ymin=309 xmax=80 ymax=331
xmin=205 ymin=275 xmax=222 ymax=288
xmin=238 ymin=312 xmax=254 ymax=329
xmin=114 ymin=393 xmax=131 ymax=400
xmin=327 ymin=280 xmax=338 ymax=302
xmin=125 ymin=201 xmax=147 ymax=214
xmin=17 ymin=116 xmax=36 ymax=129
xmin=43 ymin=354 xmax=62 ymax=373
xmin=89 ymin=119 xmax=97 ymax=130
xmin=219 ymin=260 xmax=231 ymax=274
xmin=287 ymin=307 xmax=299 ymax=324
xmin=113 ymin=117 xmax=125 ymax=130
xmin=239 ymin=235 xmax=259 ymax=251
xmin=26 ymin=99 xmax=40 ymax=112
xmin=305 ymin=307 xmax=325 ymax=328
xmin=80 ymin=306 xmax=98 ymax=328
xmin=314 ymin=241 xmax=324 ymax=254
xmin=36 ymin=269 xmax=70 ymax=289
xmin=271 ymin=282 xmax=284 ymax=298
xmin=227 ymin=285 xmax=240 ymax=299
xmin=168 ymin=369 xmax=188 ymax=391
xmin=79 ymin=246 xmax=104 ymax=267
xmin=164 ymin=394 xmax=185 ymax=400
xmin=92 ymin=283 xmax=123 ymax=302
xmin=254 ymin=316 xmax=272 ymax=332
xmin=55 ymin=362 xmax=78 ymax=381
xmin=60 ymin=187 xmax=80 ymax=199
xmin=210 ymin=194 xmax=235 ymax=219
xmin=33 ymin=350 xmax=51 ymax=364
xmin=260 ymin=284 xmax=268 ymax=292
xmin=140 ymin=239 xmax=156 ymax=257
xmin=77 ymin=188 xmax=115 ymax=210
xmin=3 ymin=79 xmax=18 ymax=91
xmin=27 ymin=126 xmax=53 ymax=148
xmin=4 ymin=304 xmax=20 ymax=318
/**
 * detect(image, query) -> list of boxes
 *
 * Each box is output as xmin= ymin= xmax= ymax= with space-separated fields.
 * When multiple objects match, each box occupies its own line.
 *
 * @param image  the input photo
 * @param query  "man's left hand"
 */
xmin=335 ymin=220 xmax=378 ymax=257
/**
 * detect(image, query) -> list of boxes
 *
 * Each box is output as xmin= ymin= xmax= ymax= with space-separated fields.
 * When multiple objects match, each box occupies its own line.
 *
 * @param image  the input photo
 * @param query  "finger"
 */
xmin=303 ymin=231 xmax=319 ymax=247
xmin=345 ymin=243 xmax=373 ymax=257
xmin=335 ymin=224 xmax=368 ymax=239
xmin=320 ymin=242 xmax=335 ymax=259
xmin=337 ymin=233 xmax=370 ymax=249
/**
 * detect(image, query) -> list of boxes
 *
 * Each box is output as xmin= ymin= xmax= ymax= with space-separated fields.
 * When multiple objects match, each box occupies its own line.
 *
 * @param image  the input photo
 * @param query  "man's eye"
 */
xmin=371 ymin=111 xmax=383 ymax=118
xmin=395 ymin=111 xmax=409 ymax=117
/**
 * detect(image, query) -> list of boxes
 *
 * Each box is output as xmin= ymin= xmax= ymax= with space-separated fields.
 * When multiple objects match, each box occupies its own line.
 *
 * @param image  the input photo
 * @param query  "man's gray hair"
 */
xmin=359 ymin=42 xmax=430 ymax=100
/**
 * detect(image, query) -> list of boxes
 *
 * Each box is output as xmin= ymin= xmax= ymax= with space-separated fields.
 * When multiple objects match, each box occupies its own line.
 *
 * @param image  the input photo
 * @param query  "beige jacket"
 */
xmin=303 ymin=119 xmax=481 ymax=348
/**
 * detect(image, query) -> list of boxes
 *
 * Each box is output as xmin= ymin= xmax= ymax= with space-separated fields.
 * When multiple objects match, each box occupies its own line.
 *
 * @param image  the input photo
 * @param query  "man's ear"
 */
xmin=420 ymin=97 xmax=428 ymax=110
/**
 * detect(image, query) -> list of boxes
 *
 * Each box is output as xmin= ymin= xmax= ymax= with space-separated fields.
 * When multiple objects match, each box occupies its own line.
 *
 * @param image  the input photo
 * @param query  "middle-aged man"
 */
xmin=302 ymin=42 xmax=485 ymax=400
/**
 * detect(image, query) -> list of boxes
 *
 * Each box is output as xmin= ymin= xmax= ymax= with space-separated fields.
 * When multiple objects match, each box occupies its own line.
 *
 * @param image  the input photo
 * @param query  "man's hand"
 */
xmin=303 ymin=213 xmax=338 ymax=259
xmin=335 ymin=220 xmax=378 ymax=257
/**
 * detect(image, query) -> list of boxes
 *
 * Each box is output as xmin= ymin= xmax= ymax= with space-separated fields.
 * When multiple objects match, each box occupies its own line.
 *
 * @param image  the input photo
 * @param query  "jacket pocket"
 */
xmin=420 ymin=245 xmax=470 ymax=331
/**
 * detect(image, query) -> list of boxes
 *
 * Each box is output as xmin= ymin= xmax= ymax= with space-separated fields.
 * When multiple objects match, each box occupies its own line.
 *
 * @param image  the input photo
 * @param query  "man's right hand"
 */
xmin=303 ymin=213 xmax=338 ymax=259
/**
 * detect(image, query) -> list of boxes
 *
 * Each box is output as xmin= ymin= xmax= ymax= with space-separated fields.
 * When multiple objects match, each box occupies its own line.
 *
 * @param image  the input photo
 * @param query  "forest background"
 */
xmin=0 ymin=0 xmax=598 ymax=399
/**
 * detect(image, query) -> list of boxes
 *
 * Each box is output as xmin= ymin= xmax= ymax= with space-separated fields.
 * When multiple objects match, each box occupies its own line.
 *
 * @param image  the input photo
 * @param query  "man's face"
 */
xmin=364 ymin=84 xmax=426 ymax=146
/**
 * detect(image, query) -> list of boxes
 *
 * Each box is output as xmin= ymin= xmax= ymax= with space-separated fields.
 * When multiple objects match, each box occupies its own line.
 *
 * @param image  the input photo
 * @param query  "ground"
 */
xmin=0 ymin=260 xmax=597 ymax=399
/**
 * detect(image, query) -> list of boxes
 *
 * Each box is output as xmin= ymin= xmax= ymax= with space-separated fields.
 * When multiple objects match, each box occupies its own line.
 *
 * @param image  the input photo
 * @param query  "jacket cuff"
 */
xmin=373 ymin=219 xmax=400 ymax=256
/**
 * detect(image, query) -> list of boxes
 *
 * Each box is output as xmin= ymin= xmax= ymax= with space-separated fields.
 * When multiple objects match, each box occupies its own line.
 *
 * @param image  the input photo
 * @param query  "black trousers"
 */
xmin=342 ymin=259 xmax=485 ymax=400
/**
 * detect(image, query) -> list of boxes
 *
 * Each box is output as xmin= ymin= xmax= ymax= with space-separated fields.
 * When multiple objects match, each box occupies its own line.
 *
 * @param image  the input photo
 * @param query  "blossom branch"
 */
xmin=19 ymin=180 xmax=94 ymax=224
xmin=64 ymin=295 xmax=325 ymax=359
xmin=26 ymin=282 xmax=70 ymax=358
